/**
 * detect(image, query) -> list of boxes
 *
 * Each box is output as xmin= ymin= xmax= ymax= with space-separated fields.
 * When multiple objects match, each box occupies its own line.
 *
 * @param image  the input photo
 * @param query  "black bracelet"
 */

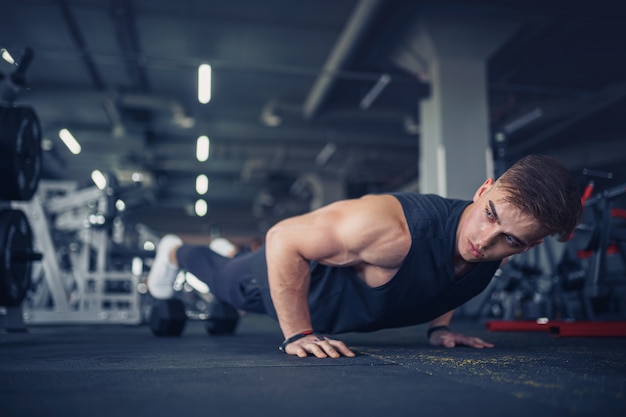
xmin=279 ymin=330 xmax=314 ymax=353
xmin=427 ymin=325 xmax=450 ymax=339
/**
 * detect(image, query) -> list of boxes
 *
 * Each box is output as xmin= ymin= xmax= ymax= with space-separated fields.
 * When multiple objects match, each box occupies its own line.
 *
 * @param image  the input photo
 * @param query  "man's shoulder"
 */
xmin=389 ymin=192 xmax=470 ymax=233
xmin=389 ymin=192 xmax=465 ymax=211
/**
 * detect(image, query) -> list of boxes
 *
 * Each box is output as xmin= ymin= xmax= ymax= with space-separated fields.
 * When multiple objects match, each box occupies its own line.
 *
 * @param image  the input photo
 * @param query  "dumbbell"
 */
xmin=205 ymin=300 xmax=239 ymax=335
xmin=149 ymin=297 xmax=239 ymax=337
xmin=149 ymin=298 xmax=187 ymax=336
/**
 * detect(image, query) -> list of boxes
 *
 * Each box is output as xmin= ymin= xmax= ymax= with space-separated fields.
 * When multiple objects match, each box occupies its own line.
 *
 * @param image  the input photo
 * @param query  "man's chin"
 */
xmin=460 ymin=252 xmax=481 ymax=263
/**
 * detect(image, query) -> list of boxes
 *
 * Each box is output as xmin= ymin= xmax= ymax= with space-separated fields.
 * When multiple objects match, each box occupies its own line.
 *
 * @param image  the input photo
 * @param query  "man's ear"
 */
xmin=472 ymin=178 xmax=495 ymax=202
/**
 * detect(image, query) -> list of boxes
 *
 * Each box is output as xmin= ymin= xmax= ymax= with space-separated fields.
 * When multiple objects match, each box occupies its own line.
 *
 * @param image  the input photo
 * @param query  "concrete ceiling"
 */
xmin=2 ymin=0 xmax=625 ymax=240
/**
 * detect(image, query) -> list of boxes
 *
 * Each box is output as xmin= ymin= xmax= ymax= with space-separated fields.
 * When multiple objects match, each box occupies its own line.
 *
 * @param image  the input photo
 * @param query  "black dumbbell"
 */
xmin=205 ymin=299 xmax=239 ymax=335
xmin=149 ymin=298 xmax=187 ymax=337
xmin=149 ymin=297 xmax=239 ymax=337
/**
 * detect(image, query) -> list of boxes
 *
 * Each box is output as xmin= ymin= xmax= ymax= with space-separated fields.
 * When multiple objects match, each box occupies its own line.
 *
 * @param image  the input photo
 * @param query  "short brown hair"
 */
xmin=495 ymin=154 xmax=583 ymax=242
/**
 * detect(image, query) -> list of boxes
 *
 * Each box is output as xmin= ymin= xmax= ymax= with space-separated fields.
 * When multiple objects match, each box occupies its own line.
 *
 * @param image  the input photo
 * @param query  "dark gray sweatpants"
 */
xmin=175 ymin=245 xmax=268 ymax=314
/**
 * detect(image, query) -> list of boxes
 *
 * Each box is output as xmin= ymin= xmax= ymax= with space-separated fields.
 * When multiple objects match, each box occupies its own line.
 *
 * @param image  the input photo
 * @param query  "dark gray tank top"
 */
xmin=256 ymin=193 xmax=500 ymax=334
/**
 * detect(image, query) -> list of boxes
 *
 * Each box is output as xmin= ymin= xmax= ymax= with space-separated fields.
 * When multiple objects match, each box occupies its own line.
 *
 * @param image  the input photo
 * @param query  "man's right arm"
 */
xmin=264 ymin=195 xmax=407 ymax=358
xmin=265 ymin=205 xmax=355 ymax=358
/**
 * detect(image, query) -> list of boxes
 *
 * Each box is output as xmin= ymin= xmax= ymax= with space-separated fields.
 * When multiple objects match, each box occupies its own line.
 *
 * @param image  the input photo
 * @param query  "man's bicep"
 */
xmin=267 ymin=199 xmax=372 ymax=265
xmin=296 ymin=205 xmax=362 ymax=264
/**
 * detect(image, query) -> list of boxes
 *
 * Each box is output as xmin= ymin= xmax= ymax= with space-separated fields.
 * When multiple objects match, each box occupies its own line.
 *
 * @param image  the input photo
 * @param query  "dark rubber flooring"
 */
xmin=1 ymin=314 xmax=625 ymax=417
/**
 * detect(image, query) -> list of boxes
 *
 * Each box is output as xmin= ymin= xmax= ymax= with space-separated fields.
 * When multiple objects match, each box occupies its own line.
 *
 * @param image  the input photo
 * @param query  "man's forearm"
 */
xmin=269 ymin=282 xmax=313 ymax=338
xmin=265 ymin=229 xmax=314 ymax=338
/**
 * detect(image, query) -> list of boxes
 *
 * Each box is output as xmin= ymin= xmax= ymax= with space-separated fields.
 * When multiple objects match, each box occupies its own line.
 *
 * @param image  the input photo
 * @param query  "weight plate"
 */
xmin=0 ymin=105 xmax=42 ymax=201
xmin=0 ymin=209 xmax=34 ymax=306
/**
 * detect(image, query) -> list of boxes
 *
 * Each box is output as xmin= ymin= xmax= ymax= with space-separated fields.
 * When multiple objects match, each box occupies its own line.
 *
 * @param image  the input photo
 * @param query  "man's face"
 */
xmin=456 ymin=179 xmax=545 ymax=263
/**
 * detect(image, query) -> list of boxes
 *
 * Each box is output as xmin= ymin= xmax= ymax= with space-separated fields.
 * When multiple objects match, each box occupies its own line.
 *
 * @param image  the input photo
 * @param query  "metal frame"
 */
xmin=12 ymin=180 xmax=142 ymax=325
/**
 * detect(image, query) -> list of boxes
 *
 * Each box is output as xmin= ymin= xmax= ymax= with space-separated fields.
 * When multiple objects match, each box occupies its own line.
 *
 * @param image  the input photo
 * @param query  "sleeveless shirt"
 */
xmin=255 ymin=193 xmax=501 ymax=334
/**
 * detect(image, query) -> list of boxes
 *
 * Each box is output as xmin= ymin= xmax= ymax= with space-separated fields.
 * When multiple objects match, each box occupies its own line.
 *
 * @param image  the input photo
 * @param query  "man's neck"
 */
xmin=453 ymin=255 xmax=476 ymax=279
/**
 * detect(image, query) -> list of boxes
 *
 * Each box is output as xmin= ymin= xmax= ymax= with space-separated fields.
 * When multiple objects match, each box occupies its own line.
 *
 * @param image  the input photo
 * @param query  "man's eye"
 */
xmin=505 ymin=235 xmax=521 ymax=247
xmin=485 ymin=208 xmax=494 ymax=220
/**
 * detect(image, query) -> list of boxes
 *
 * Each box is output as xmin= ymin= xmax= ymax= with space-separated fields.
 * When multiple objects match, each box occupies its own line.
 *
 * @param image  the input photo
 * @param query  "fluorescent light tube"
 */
xmin=198 ymin=64 xmax=212 ymax=104
xmin=196 ymin=135 xmax=210 ymax=161
xmin=195 ymin=199 xmax=208 ymax=217
xmin=91 ymin=170 xmax=107 ymax=190
xmin=59 ymin=128 xmax=82 ymax=155
xmin=196 ymin=174 xmax=209 ymax=195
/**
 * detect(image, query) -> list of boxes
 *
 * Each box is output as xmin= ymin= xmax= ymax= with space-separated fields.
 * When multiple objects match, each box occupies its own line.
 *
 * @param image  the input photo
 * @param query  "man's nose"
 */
xmin=477 ymin=225 xmax=499 ymax=249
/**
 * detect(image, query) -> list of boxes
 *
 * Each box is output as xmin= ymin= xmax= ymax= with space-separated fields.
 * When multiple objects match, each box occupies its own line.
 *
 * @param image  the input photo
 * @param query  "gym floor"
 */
xmin=1 ymin=314 xmax=625 ymax=417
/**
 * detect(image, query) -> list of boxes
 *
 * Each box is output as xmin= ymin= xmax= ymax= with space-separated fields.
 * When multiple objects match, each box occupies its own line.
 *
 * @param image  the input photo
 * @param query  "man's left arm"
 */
xmin=427 ymin=310 xmax=494 ymax=349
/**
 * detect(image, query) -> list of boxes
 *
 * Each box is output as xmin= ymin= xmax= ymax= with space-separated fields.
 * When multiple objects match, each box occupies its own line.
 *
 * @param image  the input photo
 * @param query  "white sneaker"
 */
xmin=147 ymin=234 xmax=183 ymax=299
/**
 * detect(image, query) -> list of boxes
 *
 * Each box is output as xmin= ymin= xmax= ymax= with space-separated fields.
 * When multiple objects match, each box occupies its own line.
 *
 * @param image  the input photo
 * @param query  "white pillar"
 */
xmin=401 ymin=10 xmax=518 ymax=198
xmin=420 ymin=55 xmax=492 ymax=198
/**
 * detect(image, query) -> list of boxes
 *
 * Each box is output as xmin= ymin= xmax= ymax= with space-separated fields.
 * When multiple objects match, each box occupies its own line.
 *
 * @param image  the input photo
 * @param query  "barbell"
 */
xmin=0 ymin=103 xmax=43 ymax=307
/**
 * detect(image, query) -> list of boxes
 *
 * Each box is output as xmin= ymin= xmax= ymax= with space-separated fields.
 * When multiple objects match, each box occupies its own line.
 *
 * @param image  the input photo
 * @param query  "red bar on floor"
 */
xmin=485 ymin=320 xmax=552 ymax=332
xmin=550 ymin=321 xmax=626 ymax=337
xmin=486 ymin=320 xmax=626 ymax=337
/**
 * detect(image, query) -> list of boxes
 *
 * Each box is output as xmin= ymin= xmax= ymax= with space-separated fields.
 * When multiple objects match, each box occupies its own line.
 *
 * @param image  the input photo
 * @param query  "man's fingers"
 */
xmin=444 ymin=339 xmax=456 ymax=348
xmin=469 ymin=337 xmax=494 ymax=348
xmin=456 ymin=335 xmax=495 ymax=349
xmin=438 ymin=333 xmax=456 ymax=348
xmin=329 ymin=340 xmax=356 ymax=357
xmin=436 ymin=332 xmax=494 ymax=349
xmin=291 ymin=342 xmax=326 ymax=358
xmin=316 ymin=340 xmax=340 ymax=358
xmin=286 ymin=336 xmax=354 ymax=358
xmin=461 ymin=336 xmax=492 ymax=348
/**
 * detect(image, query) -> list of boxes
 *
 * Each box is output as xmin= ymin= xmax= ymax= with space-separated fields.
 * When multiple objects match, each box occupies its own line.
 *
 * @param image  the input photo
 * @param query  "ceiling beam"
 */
xmin=110 ymin=0 xmax=150 ymax=92
xmin=302 ymin=0 xmax=386 ymax=120
xmin=508 ymin=82 xmax=626 ymax=156
xmin=56 ymin=0 xmax=106 ymax=90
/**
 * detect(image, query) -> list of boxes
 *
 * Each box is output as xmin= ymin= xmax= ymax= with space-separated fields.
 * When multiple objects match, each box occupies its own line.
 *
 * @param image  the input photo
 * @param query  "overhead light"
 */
xmin=196 ymin=135 xmax=210 ymax=161
xmin=315 ymin=142 xmax=337 ymax=166
xmin=1 ymin=48 xmax=15 ymax=64
xmin=195 ymin=199 xmax=208 ymax=217
xmin=198 ymin=64 xmax=212 ymax=104
xmin=58 ymin=128 xmax=82 ymax=155
xmin=91 ymin=170 xmax=107 ymax=190
xmin=359 ymin=73 xmax=390 ymax=110
xmin=196 ymin=174 xmax=209 ymax=195
xmin=503 ymin=108 xmax=543 ymax=134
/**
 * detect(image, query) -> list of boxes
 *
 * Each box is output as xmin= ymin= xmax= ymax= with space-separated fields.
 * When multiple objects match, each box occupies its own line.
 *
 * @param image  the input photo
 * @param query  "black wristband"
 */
xmin=279 ymin=330 xmax=314 ymax=353
xmin=427 ymin=325 xmax=450 ymax=339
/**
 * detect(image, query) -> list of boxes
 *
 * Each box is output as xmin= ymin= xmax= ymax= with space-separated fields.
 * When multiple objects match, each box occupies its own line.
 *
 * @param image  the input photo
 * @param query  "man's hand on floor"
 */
xmin=429 ymin=329 xmax=494 ymax=349
xmin=284 ymin=335 xmax=356 ymax=358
